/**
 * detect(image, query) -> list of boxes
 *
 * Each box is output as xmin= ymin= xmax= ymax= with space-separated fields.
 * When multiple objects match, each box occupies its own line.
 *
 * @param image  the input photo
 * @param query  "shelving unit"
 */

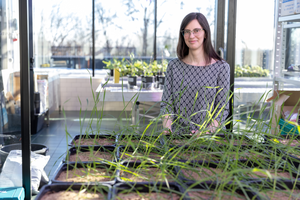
xmin=273 ymin=0 xmax=300 ymax=91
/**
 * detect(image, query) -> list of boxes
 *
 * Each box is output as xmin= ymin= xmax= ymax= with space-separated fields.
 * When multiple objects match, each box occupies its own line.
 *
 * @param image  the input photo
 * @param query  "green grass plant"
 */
xmin=54 ymin=73 xmax=300 ymax=199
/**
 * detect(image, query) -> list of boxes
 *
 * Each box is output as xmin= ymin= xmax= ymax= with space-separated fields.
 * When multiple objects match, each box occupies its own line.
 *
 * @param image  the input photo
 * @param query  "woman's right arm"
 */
xmin=160 ymin=61 xmax=174 ymax=133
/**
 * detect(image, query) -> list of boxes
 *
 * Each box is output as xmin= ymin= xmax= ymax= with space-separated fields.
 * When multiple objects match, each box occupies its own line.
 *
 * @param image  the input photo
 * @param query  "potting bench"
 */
xmin=95 ymin=77 xmax=163 ymax=126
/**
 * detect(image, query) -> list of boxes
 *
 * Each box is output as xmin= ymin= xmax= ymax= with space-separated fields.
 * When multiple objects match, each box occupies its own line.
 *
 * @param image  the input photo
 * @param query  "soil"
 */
xmin=120 ymin=151 xmax=162 ymax=162
xmin=260 ymin=190 xmax=300 ymax=200
xmin=119 ymin=139 xmax=159 ymax=147
xmin=215 ymin=140 xmax=250 ymax=146
xmin=115 ymin=192 xmax=181 ymax=200
xmin=68 ymin=151 xmax=114 ymax=162
xmin=56 ymin=167 xmax=115 ymax=182
xmin=174 ymin=150 xmax=220 ymax=161
xmin=40 ymin=190 xmax=106 ymax=200
xmin=279 ymin=139 xmax=299 ymax=147
xmin=247 ymin=169 xmax=292 ymax=179
xmin=73 ymin=138 xmax=115 ymax=146
xmin=188 ymin=190 xmax=247 ymax=200
xmin=181 ymin=167 xmax=223 ymax=181
xmin=119 ymin=167 xmax=175 ymax=182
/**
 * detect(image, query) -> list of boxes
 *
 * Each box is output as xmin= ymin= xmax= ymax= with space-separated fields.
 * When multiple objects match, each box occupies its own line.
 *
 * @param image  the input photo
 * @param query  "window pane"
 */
xmin=95 ymin=0 xmax=155 ymax=68
xmin=33 ymin=0 xmax=92 ymax=71
xmin=233 ymin=0 xmax=275 ymax=130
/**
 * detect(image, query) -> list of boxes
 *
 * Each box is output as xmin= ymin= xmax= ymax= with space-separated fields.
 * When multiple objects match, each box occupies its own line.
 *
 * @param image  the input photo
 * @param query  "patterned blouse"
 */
xmin=160 ymin=58 xmax=230 ymax=133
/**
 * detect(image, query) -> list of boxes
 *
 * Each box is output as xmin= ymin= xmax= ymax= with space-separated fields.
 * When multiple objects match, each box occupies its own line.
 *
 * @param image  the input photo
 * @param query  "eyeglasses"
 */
xmin=181 ymin=28 xmax=204 ymax=37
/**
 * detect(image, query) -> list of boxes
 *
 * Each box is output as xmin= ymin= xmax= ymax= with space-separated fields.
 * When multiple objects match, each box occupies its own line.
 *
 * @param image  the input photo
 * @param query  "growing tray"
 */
xmin=184 ymin=180 xmax=262 ymax=200
xmin=51 ymin=162 xmax=119 ymax=185
xmin=118 ymin=145 xmax=167 ymax=163
xmin=63 ymin=146 xmax=118 ymax=164
xmin=35 ymin=183 xmax=112 ymax=200
xmin=111 ymin=182 xmax=188 ymax=200
xmin=117 ymin=161 xmax=179 ymax=184
xmin=68 ymin=134 xmax=117 ymax=147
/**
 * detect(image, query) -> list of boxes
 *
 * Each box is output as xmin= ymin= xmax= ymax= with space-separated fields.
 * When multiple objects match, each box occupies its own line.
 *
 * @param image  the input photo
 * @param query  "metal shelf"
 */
xmin=279 ymin=14 xmax=300 ymax=22
xmin=274 ymin=76 xmax=300 ymax=85
xmin=283 ymin=23 xmax=300 ymax=29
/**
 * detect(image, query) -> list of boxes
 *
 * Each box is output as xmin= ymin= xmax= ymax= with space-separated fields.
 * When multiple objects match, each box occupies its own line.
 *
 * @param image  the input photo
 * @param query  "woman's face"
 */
xmin=183 ymin=19 xmax=206 ymax=51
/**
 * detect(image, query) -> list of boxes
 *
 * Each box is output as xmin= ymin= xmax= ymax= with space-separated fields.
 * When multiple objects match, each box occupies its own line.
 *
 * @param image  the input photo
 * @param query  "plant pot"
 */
xmin=142 ymin=76 xmax=155 ymax=90
xmin=250 ymin=180 xmax=300 ymax=199
xmin=52 ymin=163 xmax=118 ymax=185
xmin=127 ymin=75 xmax=137 ymax=89
xmin=158 ymin=75 xmax=165 ymax=90
xmin=35 ymin=183 xmax=111 ymax=200
xmin=111 ymin=182 xmax=188 ymax=200
xmin=68 ymin=134 xmax=117 ymax=147
xmin=118 ymin=161 xmax=179 ymax=183
xmin=118 ymin=145 xmax=166 ymax=163
xmin=184 ymin=181 xmax=261 ymax=200
xmin=64 ymin=146 xmax=117 ymax=164
xmin=116 ymin=134 xmax=163 ymax=149
xmin=110 ymin=69 xmax=114 ymax=76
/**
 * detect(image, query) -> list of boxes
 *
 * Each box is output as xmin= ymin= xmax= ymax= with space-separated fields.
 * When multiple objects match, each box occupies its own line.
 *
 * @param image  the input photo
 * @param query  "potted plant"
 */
xmin=142 ymin=61 xmax=155 ymax=90
xmin=102 ymin=60 xmax=114 ymax=77
xmin=126 ymin=53 xmax=138 ymax=89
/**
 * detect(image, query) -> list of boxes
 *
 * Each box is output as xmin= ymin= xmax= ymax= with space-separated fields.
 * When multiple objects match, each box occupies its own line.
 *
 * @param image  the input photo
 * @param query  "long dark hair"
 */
xmin=176 ymin=12 xmax=222 ymax=65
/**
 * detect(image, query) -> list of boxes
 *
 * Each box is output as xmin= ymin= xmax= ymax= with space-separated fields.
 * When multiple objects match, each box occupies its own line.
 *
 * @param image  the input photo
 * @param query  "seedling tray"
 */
xmin=111 ymin=182 xmax=188 ymax=200
xmin=68 ymin=134 xmax=117 ymax=147
xmin=63 ymin=146 xmax=118 ymax=164
xmin=51 ymin=162 xmax=119 ymax=185
xmin=35 ymin=183 xmax=111 ymax=200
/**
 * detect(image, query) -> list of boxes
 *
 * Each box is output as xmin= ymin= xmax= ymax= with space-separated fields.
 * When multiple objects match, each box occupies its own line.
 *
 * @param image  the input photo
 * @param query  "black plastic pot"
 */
xmin=110 ymin=69 xmax=114 ymax=76
xmin=112 ymin=182 xmax=188 ymax=200
xmin=127 ymin=75 xmax=137 ymax=89
xmin=117 ymin=161 xmax=179 ymax=184
xmin=116 ymin=134 xmax=163 ymax=149
xmin=68 ymin=134 xmax=117 ymax=147
xmin=0 ymin=143 xmax=49 ymax=165
xmin=158 ymin=75 xmax=165 ymax=90
xmin=184 ymin=181 xmax=262 ymax=200
xmin=35 ymin=183 xmax=112 ymax=200
xmin=118 ymin=145 xmax=165 ymax=163
xmin=142 ymin=76 xmax=155 ymax=90
xmin=51 ymin=162 xmax=118 ymax=185
xmin=64 ymin=146 xmax=117 ymax=164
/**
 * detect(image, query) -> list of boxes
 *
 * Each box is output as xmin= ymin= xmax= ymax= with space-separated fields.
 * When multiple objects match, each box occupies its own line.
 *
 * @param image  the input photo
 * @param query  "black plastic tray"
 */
xmin=68 ymin=134 xmax=117 ymax=147
xmin=111 ymin=182 xmax=189 ymax=200
xmin=117 ymin=161 xmax=179 ymax=184
xmin=35 ymin=183 xmax=112 ymax=200
xmin=184 ymin=181 xmax=262 ymax=200
xmin=51 ymin=162 xmax=119 ymax=185
xmin=63 ymin=146 xmax=118 ymax=164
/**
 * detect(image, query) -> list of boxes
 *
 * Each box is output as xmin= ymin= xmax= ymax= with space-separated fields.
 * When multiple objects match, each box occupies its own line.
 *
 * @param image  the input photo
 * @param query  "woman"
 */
xmin=160 ymin=12 xmax=230 ymax=135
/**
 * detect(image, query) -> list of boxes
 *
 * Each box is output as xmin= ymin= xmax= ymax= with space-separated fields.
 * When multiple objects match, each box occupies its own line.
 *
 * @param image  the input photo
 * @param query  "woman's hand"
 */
xmin=190 ymin=120 xmax=220 ymax=136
